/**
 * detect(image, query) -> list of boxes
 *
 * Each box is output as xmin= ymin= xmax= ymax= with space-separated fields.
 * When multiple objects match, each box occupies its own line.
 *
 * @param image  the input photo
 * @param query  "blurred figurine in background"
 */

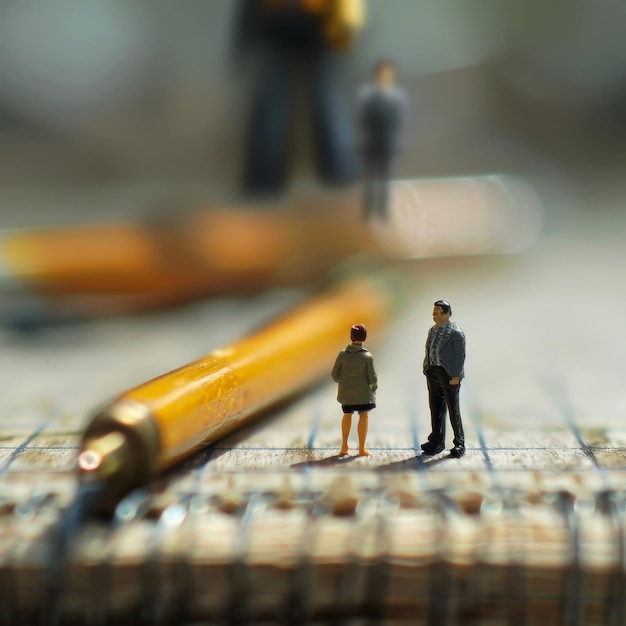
xmin=331 ymin=323 xmax=377 ymax=457
xmin=232 ymin=0 xmax=364 ymax=196
xmin=356 ymin=59 xmax=410 ymax=219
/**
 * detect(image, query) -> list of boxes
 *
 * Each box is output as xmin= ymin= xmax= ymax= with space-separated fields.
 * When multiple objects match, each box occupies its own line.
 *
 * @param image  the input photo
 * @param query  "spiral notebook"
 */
xmin=1 ymin=209 xmax=625 ymax=625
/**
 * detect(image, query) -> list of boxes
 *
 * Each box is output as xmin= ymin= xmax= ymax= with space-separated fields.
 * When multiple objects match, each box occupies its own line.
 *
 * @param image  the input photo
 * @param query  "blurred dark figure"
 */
xmin=233 ymin=0 xmax=363 ymax=196
xmin=356 ymin=59 xmax=410 ymax=220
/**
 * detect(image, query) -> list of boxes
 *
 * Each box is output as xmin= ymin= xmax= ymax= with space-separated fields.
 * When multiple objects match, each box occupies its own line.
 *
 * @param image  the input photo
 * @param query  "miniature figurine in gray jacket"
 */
xmin=331 ymin=323 xmax=377 ymax=456
xmin=356 ymin=59 xmax=410 ymax=220
xmin=421 ymin=300 xmax=466 ymax=458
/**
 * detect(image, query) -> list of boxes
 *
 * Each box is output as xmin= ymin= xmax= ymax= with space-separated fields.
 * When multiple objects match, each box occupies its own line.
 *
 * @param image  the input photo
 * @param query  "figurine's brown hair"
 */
xmin=373 ymin=58 xmax=396 ymax=76
xmin=350 ymin=324 xmax=367 ymax=342
xmin=434 ymin=300 xmax=452 ymax=315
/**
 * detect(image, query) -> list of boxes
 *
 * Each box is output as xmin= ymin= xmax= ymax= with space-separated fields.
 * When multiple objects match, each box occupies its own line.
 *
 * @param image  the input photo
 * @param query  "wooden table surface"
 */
xmin=1 ymin=189 xmax=625 ymax=624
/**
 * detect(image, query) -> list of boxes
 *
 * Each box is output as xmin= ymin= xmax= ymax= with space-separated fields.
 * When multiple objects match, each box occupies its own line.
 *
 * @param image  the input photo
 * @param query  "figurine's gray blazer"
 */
xmin=423 ymin=321 xmax=466 ymax=379
xmin=356 ymin=83 xmax=410 ymax=154
xmin=331 ymin=343 xmax=377 ymax=405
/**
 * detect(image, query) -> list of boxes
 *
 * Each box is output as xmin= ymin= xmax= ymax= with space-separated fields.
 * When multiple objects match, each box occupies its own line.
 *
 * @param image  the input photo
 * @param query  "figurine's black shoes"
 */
xmin=420 ymin=442 xmax=445 ymax=455
xmin=449 ymin=446 xmax=465 ymax=458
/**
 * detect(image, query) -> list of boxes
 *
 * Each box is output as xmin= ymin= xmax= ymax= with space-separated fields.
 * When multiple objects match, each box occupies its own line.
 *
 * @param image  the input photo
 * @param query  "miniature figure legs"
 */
xmin=425 ymin=366 xmax=464 ymax=451
xmin=362 ymin=149 xmax=392 ymax=220
xmin=340 ymin=411 xmax=369 ymax=456
xmin=245 ymin=47 xmax=357 ymax=195
xmin=357 ymin=411 xmax=369 ymax=456
xmin=311 ymin=49 xmax=358 ymax=186
xmin=340 ymin=413 xmax=351 ymax=455
xmin=244 ymin=47 xmax=293 ymax=195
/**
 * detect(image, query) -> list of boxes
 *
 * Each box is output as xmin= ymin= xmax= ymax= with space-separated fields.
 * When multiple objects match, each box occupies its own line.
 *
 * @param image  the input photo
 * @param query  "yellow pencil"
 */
xmin=0 ymin=175 xmax=542 ymax=317
xmin=77 ymin=275 xmax=396 ymax=509
xmin=0 ymin=203 xmax=367 ymax=298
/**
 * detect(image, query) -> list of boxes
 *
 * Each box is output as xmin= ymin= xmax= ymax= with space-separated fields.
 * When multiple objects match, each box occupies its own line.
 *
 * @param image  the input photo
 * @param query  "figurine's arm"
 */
xmin=396 ymin=88 xmax=412 ymax=151
xmin=336 ymin=0 xmax=365 ymax=30
xmin=422 ymin=328 xmax=433 ymax=373
xmin=324 ymin=0 xmax=366 ymax=50
xmin=366 ymin=355 xmax=378 ymax=390
xmin=331 ymin=353 xmax=343 ymax=382
xmin=354 ymin=85 xmax=371 ymax=148
xmin=447 ymin=330 xmax=466 ymax=383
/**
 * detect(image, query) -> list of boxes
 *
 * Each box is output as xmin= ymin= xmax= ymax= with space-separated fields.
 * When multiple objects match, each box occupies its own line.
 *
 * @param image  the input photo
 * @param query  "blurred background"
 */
xmin=0 ymin=0 xmax=624 ymax=220
xmin=0 ymin=0 xmax=624 ymax=343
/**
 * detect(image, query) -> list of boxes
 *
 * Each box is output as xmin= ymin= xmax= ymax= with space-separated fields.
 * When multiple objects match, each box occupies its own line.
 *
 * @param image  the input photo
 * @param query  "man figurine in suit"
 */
xmin=356 ymin=59 xmax=410 ymax=220
xmin=331 ymin=323 xmax=377 ymax=457
xmin=421 ymin=300 xmax=466 ymax=458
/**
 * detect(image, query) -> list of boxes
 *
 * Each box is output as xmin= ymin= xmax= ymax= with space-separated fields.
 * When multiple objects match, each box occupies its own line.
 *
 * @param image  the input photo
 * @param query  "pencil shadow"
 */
xmin=376 ymin=452 xmax=452 ymax=472
xmin=290 ymin=454 xmax=360 ymax=469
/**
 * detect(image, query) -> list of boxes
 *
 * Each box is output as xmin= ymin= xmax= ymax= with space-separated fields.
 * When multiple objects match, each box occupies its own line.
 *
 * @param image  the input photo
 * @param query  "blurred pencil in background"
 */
xmin=0 ymin=175 xmax=542 ymax=328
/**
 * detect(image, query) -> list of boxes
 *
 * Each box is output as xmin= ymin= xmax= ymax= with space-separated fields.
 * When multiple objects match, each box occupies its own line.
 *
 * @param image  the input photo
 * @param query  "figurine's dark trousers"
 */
xmin=245 ymin=45 xmax=357 ymax=195
xmin=362 ymin=149 xmax=393 ymax=220
xmin=425 ymin=365 xmax=465 ymax=449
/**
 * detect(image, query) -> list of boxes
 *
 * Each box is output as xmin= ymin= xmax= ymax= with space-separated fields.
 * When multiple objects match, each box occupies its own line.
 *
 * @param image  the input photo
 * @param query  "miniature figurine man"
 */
xmin=421 ymin=300 xmax=466 ymax=458
xmin=356 ymin=58 xmax=410 ymax=219
xmin=331 ymin=323 xmax=377 ymax=456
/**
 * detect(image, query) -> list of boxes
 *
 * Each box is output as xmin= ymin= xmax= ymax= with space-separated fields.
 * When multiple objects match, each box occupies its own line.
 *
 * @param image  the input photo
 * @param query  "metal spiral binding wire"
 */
xmin=224 ymin=489 xmax=266 ymax=625
xmin=558 ymin=490 xmax=583 ymax=626
xmin=283 ymin=489 xmax=326 ymax=625
xmin=333 ymin=498 xmax=363 ymax=621
xmin=596 ymin=489 xmax=621 ymax=626
xmin=2 ymin=491 xmax=60 ymax=624
xmin=84 ymin=528 xmax=112 ymax=626
xmin=137 ymin=493 xmax=192 ymax=625
xmin=503 ymin=489 xmax=529 ymax=626
xmin=428 ymin=489 xmax=456 ymax=626
xmin=7 ymin=480 xmax=626 ymax=624
xmin=361 ymin=489 xmax=398 ymax=625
